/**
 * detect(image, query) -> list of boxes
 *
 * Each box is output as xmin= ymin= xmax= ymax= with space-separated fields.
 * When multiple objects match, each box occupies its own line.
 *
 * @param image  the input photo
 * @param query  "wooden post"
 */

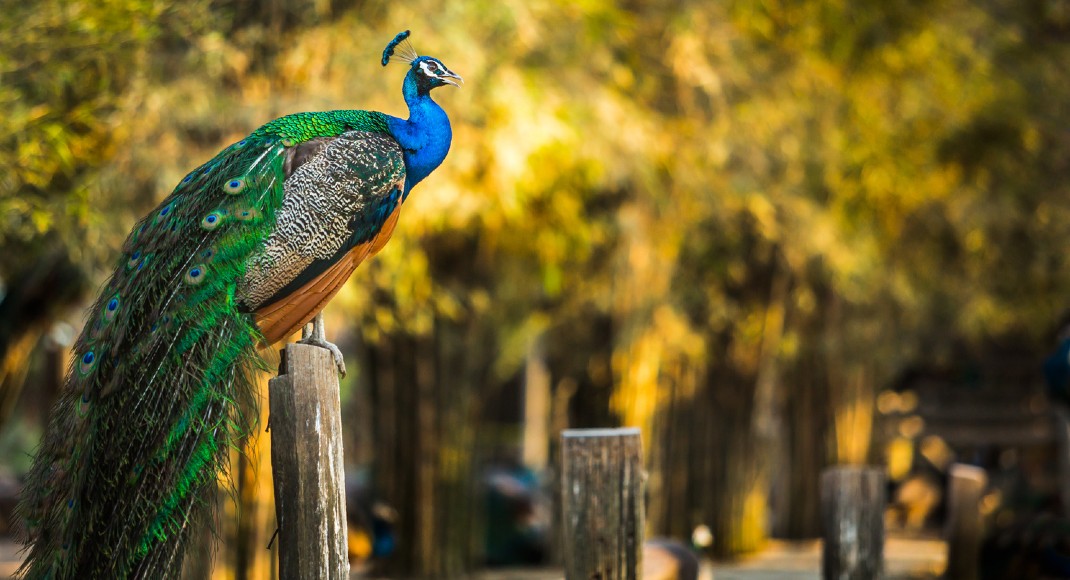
xmin=560 ymin=428 xmax=644 ymax=580
xmin=945 ymin=464 xmax=987 ymax=580
xmin=820 ymin=466 xmax=885 ymax=580
xmin=270 ymin=343 xmax=349 ymax=580
xmin=522 ymin=335 xmax=551 ymax=471
xmin=1054 ymin=407 xmax=1070 ymax=518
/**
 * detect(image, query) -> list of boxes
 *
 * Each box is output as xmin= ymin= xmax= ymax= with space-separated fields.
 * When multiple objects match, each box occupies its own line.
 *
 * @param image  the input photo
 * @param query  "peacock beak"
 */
xmin=441 ymin=71 xmax=464 ymax=88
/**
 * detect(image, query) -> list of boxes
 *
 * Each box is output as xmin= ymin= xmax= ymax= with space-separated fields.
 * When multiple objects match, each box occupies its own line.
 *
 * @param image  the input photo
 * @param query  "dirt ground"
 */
xmin=0 ymin=536 xmax=945 ymax=579
xmin=471 ymin=537 xmax=945 ymax=580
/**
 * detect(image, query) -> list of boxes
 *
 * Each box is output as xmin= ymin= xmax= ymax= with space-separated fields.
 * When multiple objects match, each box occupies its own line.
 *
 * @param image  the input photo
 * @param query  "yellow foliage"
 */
xmin=4 ymin=0 xmax=1070 ymax=562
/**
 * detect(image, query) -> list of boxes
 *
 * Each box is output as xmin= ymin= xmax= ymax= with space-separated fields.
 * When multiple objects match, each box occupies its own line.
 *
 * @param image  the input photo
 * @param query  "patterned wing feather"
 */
xmin=253 ymin=202 xmax=404 ymax=344
xmin=242 ymin=131 xmax=406 ymax=343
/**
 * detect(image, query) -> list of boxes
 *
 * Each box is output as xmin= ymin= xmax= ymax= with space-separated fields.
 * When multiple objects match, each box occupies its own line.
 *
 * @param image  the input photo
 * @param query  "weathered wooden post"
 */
xmin=820 ymin=466 xmax=886 ymax=580
xmin=560 ymin=428 xmax=644 ymax=580
xmin=945 ymin=464 xmax=987 ymax=580
xmin=1054 ymin=407 xmax=1070 ymax=517
xmin=269 ymin=343 xmax=349 ymax=579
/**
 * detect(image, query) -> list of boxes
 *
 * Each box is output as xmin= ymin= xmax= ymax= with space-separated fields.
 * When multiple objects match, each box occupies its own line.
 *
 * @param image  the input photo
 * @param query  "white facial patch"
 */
xmin=419 ymin=60 xmax=443 ymax=77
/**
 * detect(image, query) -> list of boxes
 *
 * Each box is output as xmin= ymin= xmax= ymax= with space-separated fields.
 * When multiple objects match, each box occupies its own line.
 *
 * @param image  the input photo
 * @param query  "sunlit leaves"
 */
xmin=3 ymin=0 xmax=1067 ymax=413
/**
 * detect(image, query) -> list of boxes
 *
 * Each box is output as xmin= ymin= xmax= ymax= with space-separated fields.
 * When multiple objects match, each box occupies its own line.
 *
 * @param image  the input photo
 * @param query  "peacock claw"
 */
xmin=299 ymin=312 xmax=347 ymax=377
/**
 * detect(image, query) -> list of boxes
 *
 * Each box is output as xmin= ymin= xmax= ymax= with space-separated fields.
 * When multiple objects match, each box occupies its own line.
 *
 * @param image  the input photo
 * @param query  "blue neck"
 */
xmin=386 ymin=72 xmax=452 ymax=198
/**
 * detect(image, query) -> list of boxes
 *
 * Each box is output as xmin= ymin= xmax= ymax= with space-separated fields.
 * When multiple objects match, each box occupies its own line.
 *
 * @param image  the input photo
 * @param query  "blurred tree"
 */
xmin=3 ymin=0 xmax=1070 ymax=571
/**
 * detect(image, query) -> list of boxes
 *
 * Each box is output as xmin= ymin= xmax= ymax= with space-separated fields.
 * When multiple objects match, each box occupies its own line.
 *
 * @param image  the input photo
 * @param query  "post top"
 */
xmin=950 ymin=463 xmax=987 ymax=482
xmin=562 ymin=428 xmax=641 ymax=438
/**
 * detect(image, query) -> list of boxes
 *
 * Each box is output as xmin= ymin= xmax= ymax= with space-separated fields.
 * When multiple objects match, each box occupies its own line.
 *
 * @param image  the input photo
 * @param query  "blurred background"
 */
xmin=1 ymin=0 xmax=1070 ymax=577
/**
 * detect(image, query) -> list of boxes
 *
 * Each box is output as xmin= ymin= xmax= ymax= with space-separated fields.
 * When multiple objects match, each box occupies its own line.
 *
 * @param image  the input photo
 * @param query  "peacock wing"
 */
xmin=240 ymin=130 xmax=407 ymax=344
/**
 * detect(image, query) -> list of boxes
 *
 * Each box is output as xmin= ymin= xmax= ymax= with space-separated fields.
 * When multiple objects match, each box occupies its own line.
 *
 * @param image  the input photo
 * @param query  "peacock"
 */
xmin=15 ymin=30 xmax=460 ymax=578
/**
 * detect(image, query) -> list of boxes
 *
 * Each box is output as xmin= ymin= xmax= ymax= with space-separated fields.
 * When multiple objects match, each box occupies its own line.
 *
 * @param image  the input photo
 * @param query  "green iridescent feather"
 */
xmin=16 ymin=110 xmax=391 ymax=579
xmin=254 ymin=110 xmax=390 ymax=142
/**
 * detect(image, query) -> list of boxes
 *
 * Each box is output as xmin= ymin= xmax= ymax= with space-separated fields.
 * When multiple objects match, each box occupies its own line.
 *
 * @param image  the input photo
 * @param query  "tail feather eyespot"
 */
xmin=201 ymin=211 xmax=226 ymax=230
xmin=76 ymin=392 xmax=91 ymax=418
xmin=78 ymin=351 xmax=97 ymax=376
xmin=184 ymin=264 xmax=208 ymax=285
xmin=103 ymin=295 xmax=120 ymax=323
xmin=234 ymin=207 xmax=261 ymax=222
xmin=223 ymin=178 xmax=247 ymax=195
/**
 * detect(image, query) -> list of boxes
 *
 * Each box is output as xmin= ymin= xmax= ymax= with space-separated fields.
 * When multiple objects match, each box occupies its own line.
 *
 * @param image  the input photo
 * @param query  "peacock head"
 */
xmin=381 ymin=30 xmax=463 ymax=94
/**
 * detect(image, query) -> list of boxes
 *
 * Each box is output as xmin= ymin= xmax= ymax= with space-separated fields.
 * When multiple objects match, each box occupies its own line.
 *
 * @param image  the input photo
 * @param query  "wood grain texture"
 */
xmin=945 ymin=464 xmax=987 ymax=580
xmin=269 ymin=343 xmax=350 ymax=579
xmin=820 ymin=466 xmax=885 ymax=580
xmin=560 ymin=428 xmax=644 ymax=580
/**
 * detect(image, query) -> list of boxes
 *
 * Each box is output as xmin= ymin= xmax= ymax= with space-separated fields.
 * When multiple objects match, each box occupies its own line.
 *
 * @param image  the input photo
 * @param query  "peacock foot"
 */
xmin=299 ymin=312 xmax=347 ymax=377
